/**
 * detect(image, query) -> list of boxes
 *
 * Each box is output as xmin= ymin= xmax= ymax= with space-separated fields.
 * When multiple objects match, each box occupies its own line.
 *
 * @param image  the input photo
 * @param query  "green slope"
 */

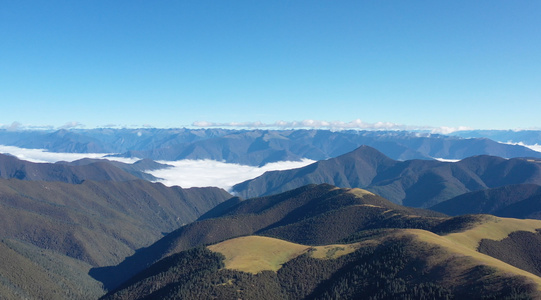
xmin=0 ymin=178 xmax=231 ymax=299
xmin=0 ymin=239 xmax=104 ymax=300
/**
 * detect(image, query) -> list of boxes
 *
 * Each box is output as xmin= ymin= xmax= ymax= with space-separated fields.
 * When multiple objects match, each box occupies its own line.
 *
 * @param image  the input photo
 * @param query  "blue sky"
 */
xmin=1 ymin=1 xmax=540 ymax=131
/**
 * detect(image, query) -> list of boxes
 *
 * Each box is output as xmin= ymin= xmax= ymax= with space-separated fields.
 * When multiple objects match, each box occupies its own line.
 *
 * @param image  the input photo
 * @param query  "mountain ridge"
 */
xmin=233 ymin=146 xmax=541 ymax=208
xmin=100 ymin=184 xmax=541 ymax=299
xmin=0 ymin=153 xmax=164 ymax=183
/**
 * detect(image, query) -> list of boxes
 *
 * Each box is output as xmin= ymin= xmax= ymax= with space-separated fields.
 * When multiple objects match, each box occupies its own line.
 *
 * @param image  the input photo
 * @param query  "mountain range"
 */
xmin=3 ymin=128 xmax=541 ymax=299
xmin=233 ymin=145 xmax=541 ymax=208
xmin=452 ymin=129 xmax=541 ymax=145
xmin=99 ymin=184 xmax=541 ymax=299
xmin=2 ymin=128 xmax=541 ymax=166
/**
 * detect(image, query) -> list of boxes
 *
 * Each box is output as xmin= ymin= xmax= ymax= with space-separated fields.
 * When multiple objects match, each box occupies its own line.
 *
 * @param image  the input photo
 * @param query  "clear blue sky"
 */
xmin=1 ymin=1 xmax=540 ymax=130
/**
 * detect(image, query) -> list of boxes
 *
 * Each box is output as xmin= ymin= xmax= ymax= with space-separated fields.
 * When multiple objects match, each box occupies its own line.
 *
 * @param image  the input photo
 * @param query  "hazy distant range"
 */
xmin=1 ymin=128 xmax=541 ymax=190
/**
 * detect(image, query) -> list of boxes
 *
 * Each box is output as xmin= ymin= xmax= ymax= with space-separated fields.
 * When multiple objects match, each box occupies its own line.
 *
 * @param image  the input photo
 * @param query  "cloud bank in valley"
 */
xmin=192 ymin=119 xmax=473 ymax=134
xmin=0 ymin=145 xmax=315 ymax=190
xmin=504 ymin=142 xmax=541 ymax=153
xmin=147 ymin=159 xmax=316 ymax=191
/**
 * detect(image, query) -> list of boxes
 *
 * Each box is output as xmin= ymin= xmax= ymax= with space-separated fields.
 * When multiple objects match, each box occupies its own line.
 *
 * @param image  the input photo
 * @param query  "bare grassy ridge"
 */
xmin=444 ymin=216 xmax=541 ymax=250
xmin=208 ymin=228 xmax=541 ymax=292
xmin=207 ymin=236 xmax=360 ymax=274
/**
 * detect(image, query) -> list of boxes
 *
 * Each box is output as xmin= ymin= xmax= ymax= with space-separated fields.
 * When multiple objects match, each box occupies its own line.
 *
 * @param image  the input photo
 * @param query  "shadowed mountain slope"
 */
xmin=233 ymin=146 xmax=541 ymax=208
xmin=57 ymin=157 xmax=171 ymax=181
xmin=479 ymin=229 xmax=541 ymax=277
xmin=430 ymin=183 xmax=541 ymax=219
xmin=101 ymin=184 xmax=541 ymax=300
xmin=0 ymin=178 xmax=231 ymax=266
xmin=0 ymin=178 xmax=231 ymax=299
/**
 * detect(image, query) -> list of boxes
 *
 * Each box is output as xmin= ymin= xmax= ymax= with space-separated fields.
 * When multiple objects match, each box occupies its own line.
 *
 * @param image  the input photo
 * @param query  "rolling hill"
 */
xmin=99 ymin=184 xmax=541 ymax=299
xmin=232 ymin=146 xmax=541 ymax=208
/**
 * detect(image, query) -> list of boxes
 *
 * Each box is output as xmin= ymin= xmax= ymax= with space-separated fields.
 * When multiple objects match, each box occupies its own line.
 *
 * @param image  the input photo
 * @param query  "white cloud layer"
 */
xmin=432 ymin=158 xmax=460 ymax=163
xmin=147 ymin=159 xmax=315 ymax=191
xmin=0 ymin=145 xmax=315 ymax=191
xmin=503 ymin=142 xmax=541 ymax=153
xmin=193 ymin=119 xmax=473 ymax=134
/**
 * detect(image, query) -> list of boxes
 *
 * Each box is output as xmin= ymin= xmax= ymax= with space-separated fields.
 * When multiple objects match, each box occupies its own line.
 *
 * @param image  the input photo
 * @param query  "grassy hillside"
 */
xmin=91 ymin=184 xmax=448 ymax=291
xmin=99 ymin=183 xmax=541 ymax=299
xmin=207 ymin=236 xmax=360 ymax=274
xmin=104 ymin=227 xmax=541 ymax=299
xmin=208 ymin=236 xmax=311 ymax=273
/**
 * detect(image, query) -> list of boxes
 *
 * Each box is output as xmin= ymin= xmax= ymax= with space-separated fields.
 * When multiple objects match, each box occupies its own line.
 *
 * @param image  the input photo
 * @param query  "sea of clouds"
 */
xmin=0 ymin=145 xmax=314 ymax=191
xmin=146 ymin=159 xmax=315 ymax=191
xmin=3 ymin=141 xmax=541 ymax=191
